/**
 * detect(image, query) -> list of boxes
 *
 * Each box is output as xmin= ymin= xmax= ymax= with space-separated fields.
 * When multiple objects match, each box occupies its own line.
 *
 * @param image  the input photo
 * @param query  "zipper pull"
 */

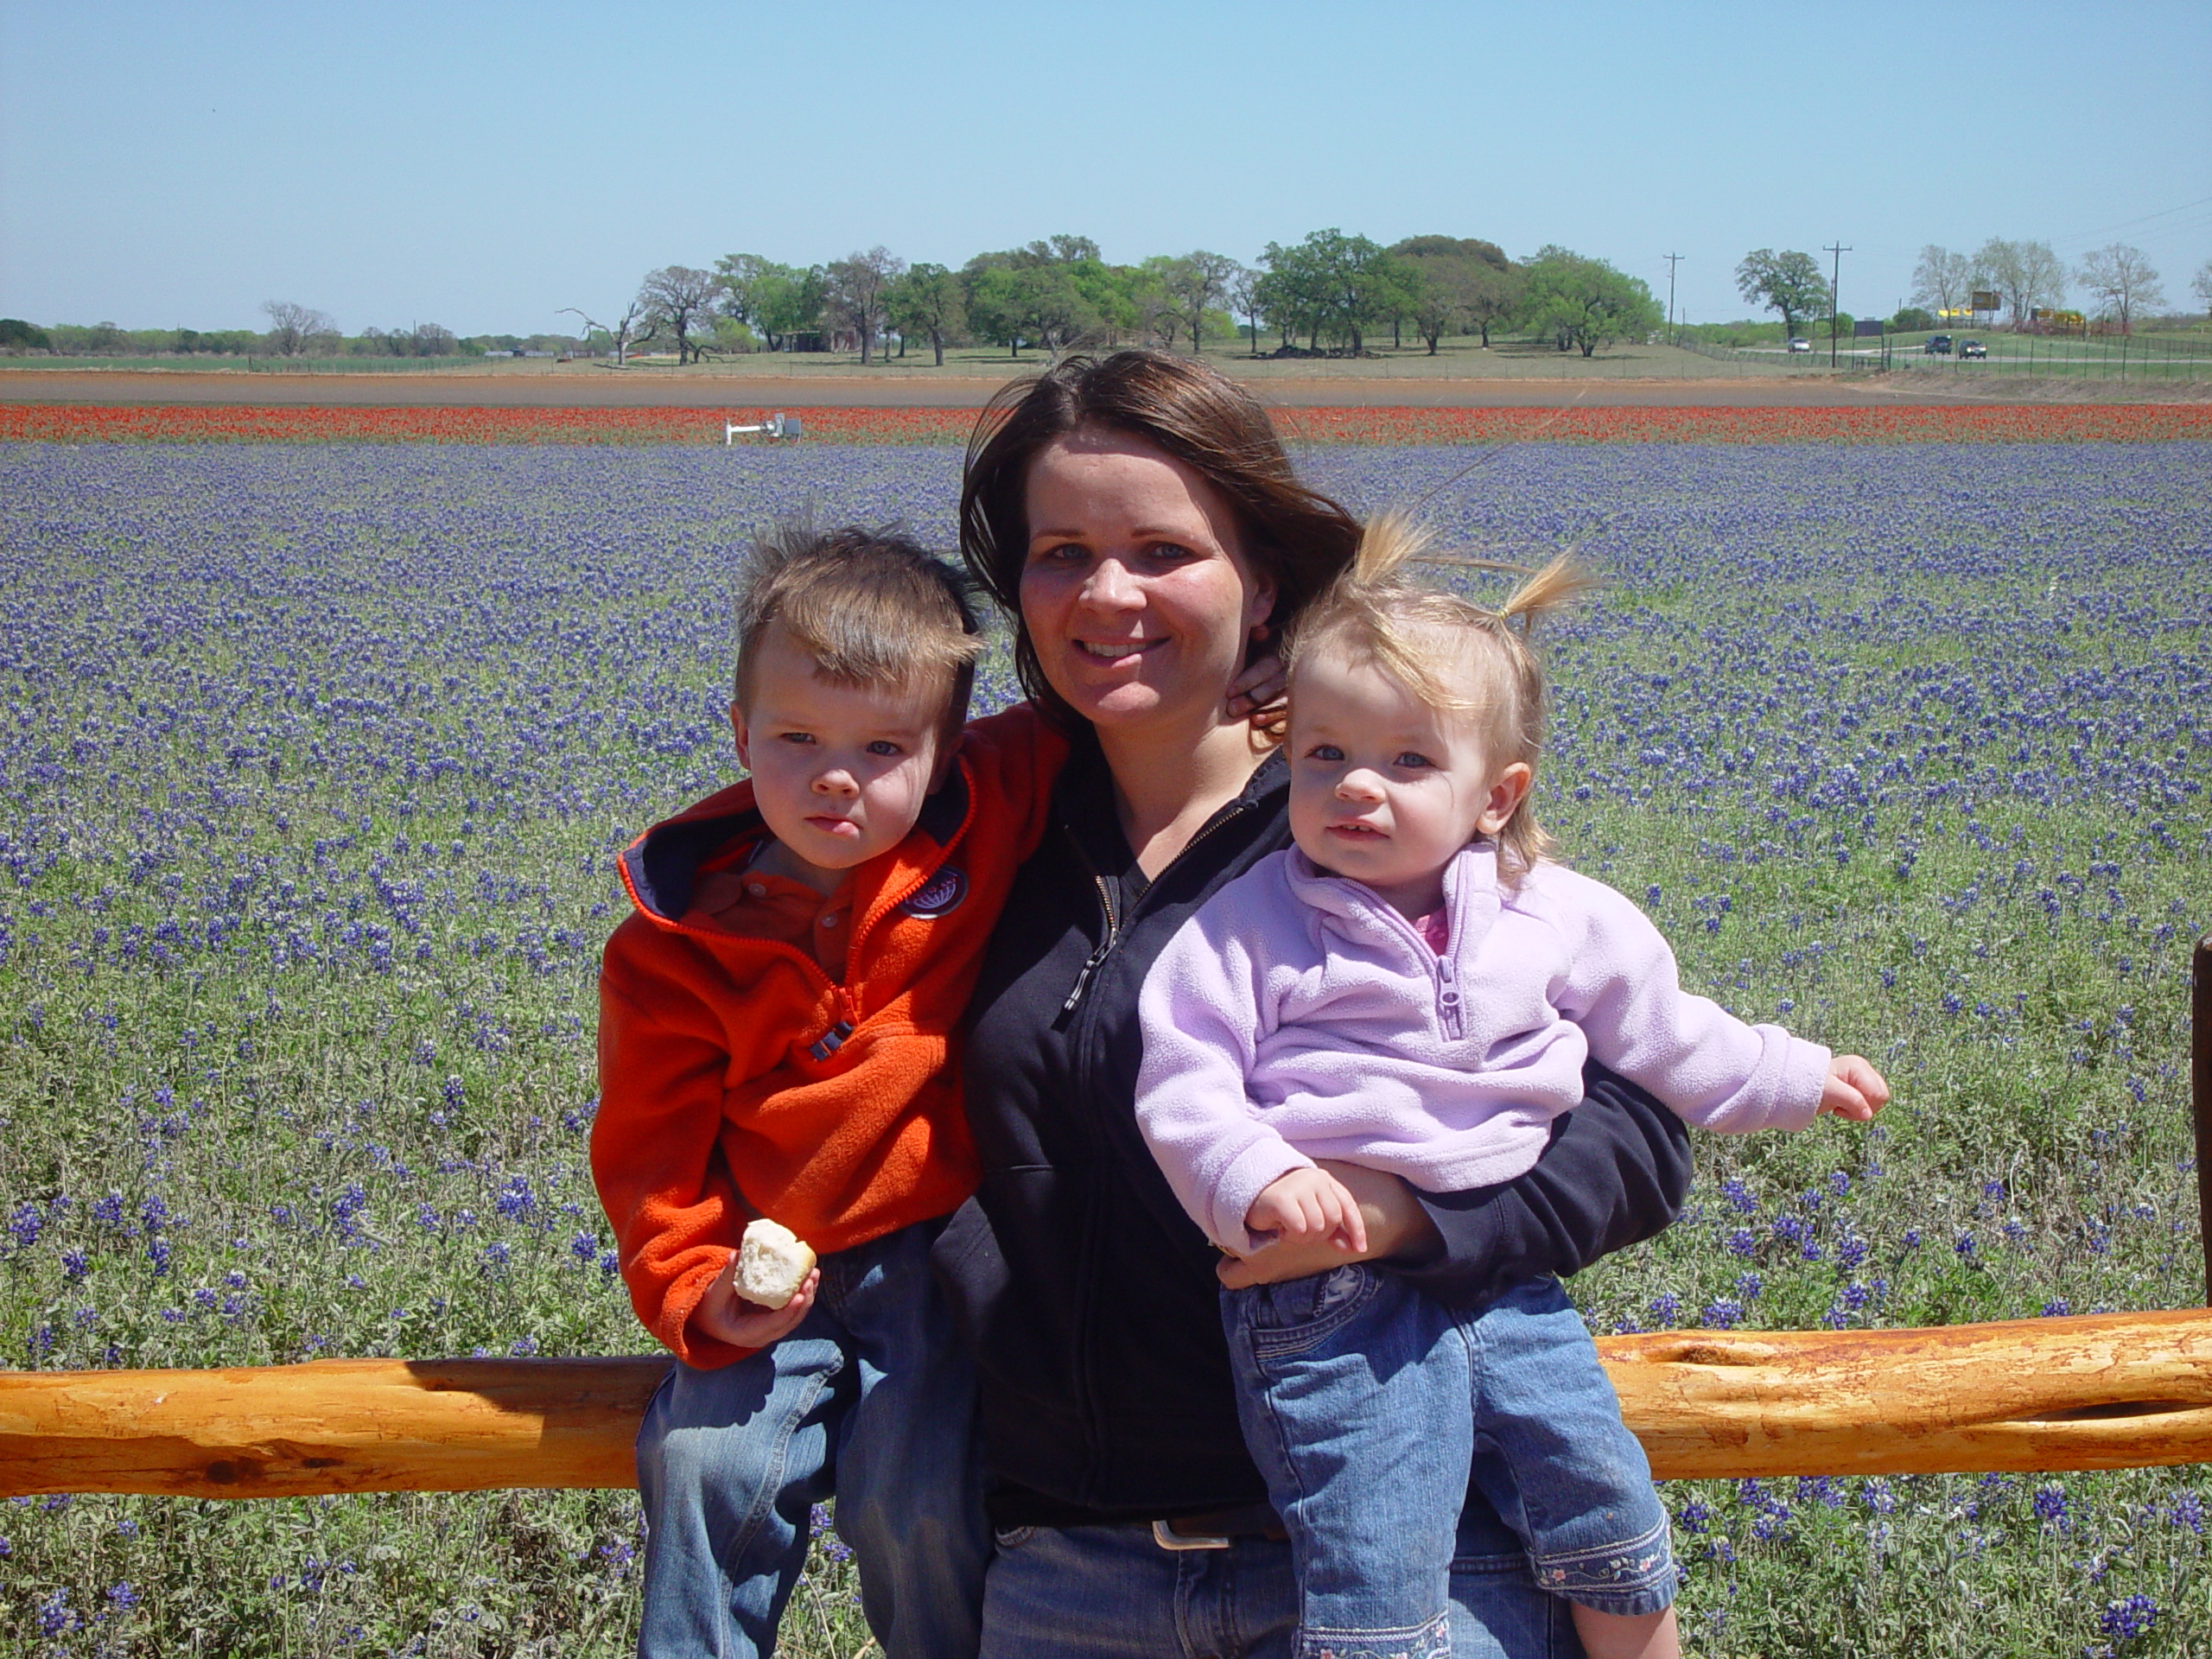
xmin=1436 ymin=955 xmax=1463 ymax=1040
xmin=808 ymin=1020 xmax=855 ymax=1062
xmin=1060 ymin=942 xmax=1111 ymax=1020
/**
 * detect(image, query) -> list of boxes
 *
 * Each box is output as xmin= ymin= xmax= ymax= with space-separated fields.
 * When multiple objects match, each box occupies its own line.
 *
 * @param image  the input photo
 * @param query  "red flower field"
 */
xmin=2 ymin=401 xmax=2207 ymax=445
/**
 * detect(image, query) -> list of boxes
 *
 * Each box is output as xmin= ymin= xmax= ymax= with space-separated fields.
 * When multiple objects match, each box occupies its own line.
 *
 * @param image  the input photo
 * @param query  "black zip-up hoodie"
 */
xmin=932 ymin=733 xmax=1694 ymax=1527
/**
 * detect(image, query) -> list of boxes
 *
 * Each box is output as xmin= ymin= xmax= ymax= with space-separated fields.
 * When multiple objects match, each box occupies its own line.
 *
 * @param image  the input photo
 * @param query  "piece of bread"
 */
xmin=734 ymin=1218 xmax=817 ymax=1307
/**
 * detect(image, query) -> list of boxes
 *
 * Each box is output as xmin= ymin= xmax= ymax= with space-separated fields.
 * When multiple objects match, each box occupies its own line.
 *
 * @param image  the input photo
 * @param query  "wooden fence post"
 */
xmin=2195 ymin=933 xmax=2212 ymax=1303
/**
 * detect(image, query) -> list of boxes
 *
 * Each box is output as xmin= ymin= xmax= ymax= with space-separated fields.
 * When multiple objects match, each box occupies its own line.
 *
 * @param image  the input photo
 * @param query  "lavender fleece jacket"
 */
xmin=1135 ymin=841 xmax=1830 ymax=1255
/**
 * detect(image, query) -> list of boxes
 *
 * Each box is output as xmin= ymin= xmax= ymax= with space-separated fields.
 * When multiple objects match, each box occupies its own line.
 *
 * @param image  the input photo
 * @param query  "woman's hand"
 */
xmin=1226 ymin=650 xmax=1287 ymax=730
xmin=1217 ymin=1162 xmax=1440 ymax=1287
xmin=690 ymin=1256 xmax=821 ymax=1350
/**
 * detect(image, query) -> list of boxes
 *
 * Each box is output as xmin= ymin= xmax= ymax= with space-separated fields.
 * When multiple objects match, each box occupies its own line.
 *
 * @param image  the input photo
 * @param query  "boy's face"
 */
xmin=732 ymin=623 xmax=957 ymax=894
xmin=1286 ymin=644 xmax=1529 ymax=919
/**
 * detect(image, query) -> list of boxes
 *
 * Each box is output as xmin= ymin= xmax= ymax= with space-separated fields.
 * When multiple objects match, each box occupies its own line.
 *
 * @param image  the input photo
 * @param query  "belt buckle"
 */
xmin=1152 ymin=1518 xmax=1233 ymax=1551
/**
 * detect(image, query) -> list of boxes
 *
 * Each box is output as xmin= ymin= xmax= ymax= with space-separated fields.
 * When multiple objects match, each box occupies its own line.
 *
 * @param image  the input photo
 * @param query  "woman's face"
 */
xmin=1019 ymin=428 xmax=1274 ymax=739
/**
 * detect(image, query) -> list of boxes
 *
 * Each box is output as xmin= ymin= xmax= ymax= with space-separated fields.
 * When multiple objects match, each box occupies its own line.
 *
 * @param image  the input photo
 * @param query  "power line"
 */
xmin=2048 ymin=194 xmax=2212 ymax=250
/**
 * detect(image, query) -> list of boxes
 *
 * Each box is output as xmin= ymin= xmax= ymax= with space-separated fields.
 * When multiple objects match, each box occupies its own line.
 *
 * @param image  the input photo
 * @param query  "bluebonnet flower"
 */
xmin=2099 ymin=1594 xmax=2157 ymax=1642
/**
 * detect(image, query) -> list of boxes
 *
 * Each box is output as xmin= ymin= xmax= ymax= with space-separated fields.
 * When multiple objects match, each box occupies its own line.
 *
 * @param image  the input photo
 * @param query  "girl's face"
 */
xmin=1019 ymin=428 xmax=1274 ymax=740
xmin=1287 ymin=644 xmax=1529 ymax=918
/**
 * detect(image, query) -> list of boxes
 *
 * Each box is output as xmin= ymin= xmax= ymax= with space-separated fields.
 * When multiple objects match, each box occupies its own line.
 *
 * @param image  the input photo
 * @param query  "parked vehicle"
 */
xmin=1787 ymin=337 xmax=1811 ymax=353
xmin=1959 ymin=339 xmax=1987 ymax=359
xmin=1926 ymin=334 xmax=1954 ymax=355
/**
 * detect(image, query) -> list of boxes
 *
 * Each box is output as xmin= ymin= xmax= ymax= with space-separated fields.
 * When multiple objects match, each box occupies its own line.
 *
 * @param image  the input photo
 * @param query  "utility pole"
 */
xmin=1824 ymin=241 xmax=1851 ymax=367
xmin=1663 ymin=252 xmax=1684 ymax=342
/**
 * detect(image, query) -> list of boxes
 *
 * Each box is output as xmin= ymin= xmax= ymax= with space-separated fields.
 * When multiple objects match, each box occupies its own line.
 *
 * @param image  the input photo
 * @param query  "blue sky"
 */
xmin=3 ymin=0 xmax=2207 ymax=335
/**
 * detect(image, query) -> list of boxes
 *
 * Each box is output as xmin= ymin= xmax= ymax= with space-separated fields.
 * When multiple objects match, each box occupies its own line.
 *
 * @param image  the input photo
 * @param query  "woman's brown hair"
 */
xmin=959 ymin=349 xmax=1362 ymax=729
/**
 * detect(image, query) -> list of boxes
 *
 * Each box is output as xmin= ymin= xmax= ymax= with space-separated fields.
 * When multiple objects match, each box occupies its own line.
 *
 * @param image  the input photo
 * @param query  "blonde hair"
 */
xmin=1284 ymin=514 xmax=1596 ymax=878
xmin=734 ymin=524 xmax=985 ymax=740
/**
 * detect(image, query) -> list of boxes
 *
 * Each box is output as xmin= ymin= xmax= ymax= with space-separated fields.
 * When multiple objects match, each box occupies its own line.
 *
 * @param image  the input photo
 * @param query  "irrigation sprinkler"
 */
xmin=724 ymin=412 xmax=802 ymax=445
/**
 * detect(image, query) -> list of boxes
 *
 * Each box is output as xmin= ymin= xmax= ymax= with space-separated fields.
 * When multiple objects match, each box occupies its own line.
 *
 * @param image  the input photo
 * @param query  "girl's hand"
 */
xmin=1246 ymin=1167 xmax=1370 ymax=1255
xmin=690 ymin=1258 xmax=821 ymax=1351
xmin=1227 ymin=651 xmax=1287 ymax=729
xmin=1819 ymin=1055 xmax=1890 ymax=1122
xmin=1220 ymin=1163 xmax=1438 ymax=1287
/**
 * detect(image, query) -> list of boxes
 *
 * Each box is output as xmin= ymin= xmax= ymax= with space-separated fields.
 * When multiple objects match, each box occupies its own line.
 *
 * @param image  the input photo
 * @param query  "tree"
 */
xmin=1733 ymin=250 xmax=1828 ymax=340
xmin=1973 ymin=238 xmax=2065 ymax=326
xmin=1132 ymin=257 xmax=1182 ymax=350
xmin=261 ymin=300 xmax=336 ymax=357
xmin=2196 ymin=259 xmax=2212 ymax=321
xmin=1253 ymin=241 xmax=1327 ymax=350
xmin=1459 ymin=262 xmax=1524 ymax=348
xmin=885 ymin=263 xmax=965 ymax=366
xmin=1153 ymin=251 xmax=1240 ymax=355
xmin=824 ymin=247 xmax=906 ymax=365
xmin=715 ymin=255 xmax=825 ymax=352
xmin=2075 ymin=244 xmax=2164 ymax=332
xmin=961 ymin=239 xmax=1105 ymax=356
xmin=1226 ymin=266 xmax=1265 ymax=355
xmin=1910 ymin=245 xmax=1974 ymax=320
xmin=1890 ymin=307 xmax=1939 ymax=334
xmin=637 ymin=266 xmax=718 ymax=364
xmin=1520 ymin=247 xmax=1662 ymax=358
xmin=1257 ymin=230 xmax=1408 ymax=354
xmin=0 ymin=318 xmax=53 ymax=353
xmin=558 ymin=301 xmax=654 ymax=365
xmin=1390 ymin=237 xmax=1519 ymax=353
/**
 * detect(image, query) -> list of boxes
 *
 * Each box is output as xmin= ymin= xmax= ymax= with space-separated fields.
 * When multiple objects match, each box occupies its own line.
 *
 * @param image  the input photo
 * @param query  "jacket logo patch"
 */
xmin=900 ymin=867 xmax=966 ymax=918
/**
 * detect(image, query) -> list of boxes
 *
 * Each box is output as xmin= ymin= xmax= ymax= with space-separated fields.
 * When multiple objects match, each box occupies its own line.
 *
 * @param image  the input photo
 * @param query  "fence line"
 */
xmin=1672 ymin=332 xmax=2212 ymax=382
xmin=9 ymin=1311 xmax=2212 ymax=1500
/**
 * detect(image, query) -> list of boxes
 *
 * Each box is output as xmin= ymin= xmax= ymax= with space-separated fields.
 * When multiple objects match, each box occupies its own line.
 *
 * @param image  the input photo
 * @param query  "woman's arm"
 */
xmin=1217 ymin=1065 xmax=1691 ymax=1296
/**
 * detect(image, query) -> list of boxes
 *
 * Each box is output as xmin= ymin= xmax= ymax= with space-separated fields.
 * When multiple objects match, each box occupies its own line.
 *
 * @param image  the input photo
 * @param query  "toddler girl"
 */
xmin=1135 ymin=522 xmax=1888 ymax=1659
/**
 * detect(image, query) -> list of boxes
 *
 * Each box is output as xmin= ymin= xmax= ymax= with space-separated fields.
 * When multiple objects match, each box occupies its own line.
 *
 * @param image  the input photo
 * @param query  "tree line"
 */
xmin=1732 ymin=240 xmax=2210 ymax=341
xmin=0 ymin=304 xmax=556 ymax=360
xmin=576 ymin=232 xmax=1666 ymax=365
xmin=0 ymin=232 xmax=1664 ymax=364
xmin=15 ymin=233 xmax=2201 ymax=365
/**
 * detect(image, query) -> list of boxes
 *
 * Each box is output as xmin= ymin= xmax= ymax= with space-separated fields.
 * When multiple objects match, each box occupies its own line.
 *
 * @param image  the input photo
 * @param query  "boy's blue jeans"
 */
xmin=1224 ymin=1270 xmax=1674 ymax=1659
xmin=633 ymin=1218 xmax=988 ymax=1659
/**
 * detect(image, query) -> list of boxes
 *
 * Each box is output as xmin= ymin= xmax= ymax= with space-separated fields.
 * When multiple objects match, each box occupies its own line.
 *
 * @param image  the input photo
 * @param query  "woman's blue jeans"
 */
xmin=977 ymin=1508 xmax=1582 ymax=1659
xmin=632 ymin=1220 xmax=988 ymax=1658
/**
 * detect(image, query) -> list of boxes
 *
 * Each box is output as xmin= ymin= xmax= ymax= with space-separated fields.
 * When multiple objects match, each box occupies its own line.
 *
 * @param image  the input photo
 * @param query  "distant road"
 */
xmin=0 ymin=370 xmax=2000 ymax=410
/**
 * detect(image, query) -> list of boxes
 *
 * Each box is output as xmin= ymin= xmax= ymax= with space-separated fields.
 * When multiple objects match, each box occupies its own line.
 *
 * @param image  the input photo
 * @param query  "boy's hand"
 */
xmin=690 ymin=1255 xmax=821 ymax=1351
xmin=1819 ymin=1055 xmax=1890 ymax=1122
xmin=1246 ymin=1167 xmax=1369 ymax=1255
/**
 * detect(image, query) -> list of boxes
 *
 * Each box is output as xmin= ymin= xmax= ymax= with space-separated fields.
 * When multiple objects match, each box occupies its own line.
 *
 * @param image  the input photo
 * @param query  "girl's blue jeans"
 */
xmin=632 ymin=1218 xmax=988 ymax=1658
xmin=1223 ymin=1270 xmax=1675 ymax=1659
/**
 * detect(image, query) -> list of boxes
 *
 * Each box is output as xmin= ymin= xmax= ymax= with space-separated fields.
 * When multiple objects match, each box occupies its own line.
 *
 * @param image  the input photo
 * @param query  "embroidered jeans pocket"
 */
xmin=1237 ymin=1264 xmax=1379 ymax=1357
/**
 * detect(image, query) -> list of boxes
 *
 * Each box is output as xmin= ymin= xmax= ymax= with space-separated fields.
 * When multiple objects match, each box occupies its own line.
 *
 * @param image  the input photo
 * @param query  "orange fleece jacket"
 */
xmin=593 ymin=705 xmax=1063 ymax=1369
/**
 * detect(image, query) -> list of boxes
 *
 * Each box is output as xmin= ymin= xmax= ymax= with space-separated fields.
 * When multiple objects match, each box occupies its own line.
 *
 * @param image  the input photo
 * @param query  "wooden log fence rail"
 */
xmin=8 ymin=1312 xmax=2212 ymax=1500
xmin=4 ymin=938 xmax=2207 ymax=1503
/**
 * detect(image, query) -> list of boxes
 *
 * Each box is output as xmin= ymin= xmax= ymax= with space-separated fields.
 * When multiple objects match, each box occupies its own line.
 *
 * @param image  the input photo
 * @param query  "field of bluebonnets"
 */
xmin=1 ymin=435 xmax=2208 ymax=1657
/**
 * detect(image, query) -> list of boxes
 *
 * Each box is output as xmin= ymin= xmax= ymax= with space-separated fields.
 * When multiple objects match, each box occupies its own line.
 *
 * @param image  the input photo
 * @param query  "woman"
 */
xmin=933 ymin=349 xmax=1694 ymax=1659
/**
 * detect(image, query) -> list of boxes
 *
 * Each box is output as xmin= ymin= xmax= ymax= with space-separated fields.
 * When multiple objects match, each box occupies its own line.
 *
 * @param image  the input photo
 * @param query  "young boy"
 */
xmin=592 ymin=525 xmax=1061 ymax=1659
